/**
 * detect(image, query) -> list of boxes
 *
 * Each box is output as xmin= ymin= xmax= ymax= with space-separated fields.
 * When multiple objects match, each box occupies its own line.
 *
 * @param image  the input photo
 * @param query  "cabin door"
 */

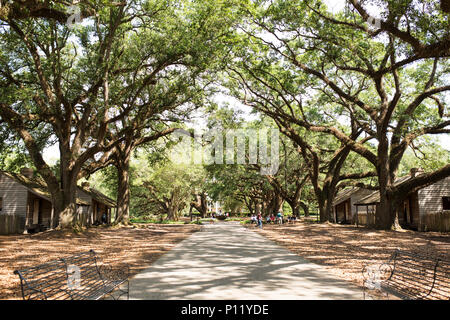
xmin=33 ymin=199 xmax=39 ymax=224
xmin=344 ymin=200 xmax=350 ymax=223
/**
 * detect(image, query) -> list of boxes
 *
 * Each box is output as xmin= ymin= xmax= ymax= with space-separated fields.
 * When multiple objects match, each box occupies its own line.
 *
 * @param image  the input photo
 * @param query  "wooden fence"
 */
xmin=0 ymin=215 xmax=25 ymax=235
xmin=357 ymin=212 xmax=376 ymax=227
xmin=420 ymin=211 xmax=450 ymax=232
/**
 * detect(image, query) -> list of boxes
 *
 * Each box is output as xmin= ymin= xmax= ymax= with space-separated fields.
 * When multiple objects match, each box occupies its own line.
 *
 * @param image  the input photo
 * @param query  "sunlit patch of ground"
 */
xmin=0 ymin=224 xmax=200 ymax=299
xmin=245 ymin=221 xmax=450 ymax=292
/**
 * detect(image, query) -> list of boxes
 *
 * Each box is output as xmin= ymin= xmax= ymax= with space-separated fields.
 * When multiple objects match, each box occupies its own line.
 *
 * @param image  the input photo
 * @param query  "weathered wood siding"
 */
xmin=0 ymin=215 xmax=25 ymax=234
xmin=356 ymin=205 xmax=377 ymax=226
xmin=76 ymin=188 xmax=93 ymax=226
xmin=26 ymin=192 xmax=53 ymax=228
xmin=0 ymin=173 xmax=28 ymax=217
xmin=77 ymin=188 xmax=92 ymax=204
xmin=420 ymin=211 xmax=450 ymax=232
xmin=418 ymin=176 xmax=450 ymax=231
xmin=334 ymin=188 xmax=373 ymax=223
xmin=335 ymin=201 xmax=348 ymax=223
xmin=0 ymin=173 xmax=28 ymax=233
xmin=350 ymin=189 xmax=373 ymax=217
xmin=418 ymin=176 xmax=450 ymax=214
xmin=357 ymin=212 xmax=376 ymax=226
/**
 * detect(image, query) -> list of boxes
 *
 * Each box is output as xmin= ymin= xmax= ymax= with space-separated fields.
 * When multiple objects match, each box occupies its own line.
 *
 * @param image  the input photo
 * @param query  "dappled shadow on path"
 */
xmin=130 ymin=223 xmax=363 ymax=300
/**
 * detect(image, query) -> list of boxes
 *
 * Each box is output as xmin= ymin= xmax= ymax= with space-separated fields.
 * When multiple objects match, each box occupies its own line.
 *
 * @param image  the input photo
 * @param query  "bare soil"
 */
xmin=0 ymin=223 xmax=200 ymax=300
xmin=246 ymin=221 xmax=450 ymax=292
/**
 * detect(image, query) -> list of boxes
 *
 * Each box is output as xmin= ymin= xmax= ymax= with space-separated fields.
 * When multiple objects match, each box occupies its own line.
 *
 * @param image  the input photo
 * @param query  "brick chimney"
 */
xmin=410 ymin=167 xmax=424 ymax=177
xmin=20 ymin=167 xmax=34 ymax=179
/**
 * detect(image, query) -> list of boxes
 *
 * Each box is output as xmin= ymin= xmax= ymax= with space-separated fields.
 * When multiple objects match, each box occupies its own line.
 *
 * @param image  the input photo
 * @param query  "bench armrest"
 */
xmin=98 ymin=264 xmax=130 ymax=282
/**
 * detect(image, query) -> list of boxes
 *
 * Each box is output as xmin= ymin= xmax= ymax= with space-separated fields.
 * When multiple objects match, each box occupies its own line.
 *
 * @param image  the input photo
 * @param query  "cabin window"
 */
xmin=0 ymin=197 xmax=2 ymax=212
xmin=443 ymin=197 xmax=450 ymax=210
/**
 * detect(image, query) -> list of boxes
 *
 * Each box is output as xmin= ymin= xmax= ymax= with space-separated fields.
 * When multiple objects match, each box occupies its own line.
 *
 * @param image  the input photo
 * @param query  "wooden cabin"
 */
xmin=0 ymin=169 xmax=116 ymax=235
xmin=354 ymin=169 xmax=450 ymax=231
xmin=77 ymin=182 xmax=116 ymax=226
xmin=332 ymin=187 xmax=373 ymax=224
xmin=1 ymin=169 xmax=51 ymax=234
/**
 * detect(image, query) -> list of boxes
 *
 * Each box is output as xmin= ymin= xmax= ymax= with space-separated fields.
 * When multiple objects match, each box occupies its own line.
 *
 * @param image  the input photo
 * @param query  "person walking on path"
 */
xmin=257 ymin=213 xmax=263 ymax=229
xmin=276 ymin=211 xmax=283 ymax=224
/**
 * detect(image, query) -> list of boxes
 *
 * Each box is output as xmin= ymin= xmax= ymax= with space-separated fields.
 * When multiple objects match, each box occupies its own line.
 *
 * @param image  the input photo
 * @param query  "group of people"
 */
xmin=250 ymin=211 xmax=285 ymax=228
xmin=211 ymin=211 xmax=229 ymax=218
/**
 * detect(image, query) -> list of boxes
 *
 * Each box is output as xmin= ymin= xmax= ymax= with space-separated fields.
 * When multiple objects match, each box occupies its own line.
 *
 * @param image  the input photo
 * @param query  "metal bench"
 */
xmin=363 ymin=249 xmax=449 ymax=300
xmin=14 ymin=250 xmax=129 ymax=300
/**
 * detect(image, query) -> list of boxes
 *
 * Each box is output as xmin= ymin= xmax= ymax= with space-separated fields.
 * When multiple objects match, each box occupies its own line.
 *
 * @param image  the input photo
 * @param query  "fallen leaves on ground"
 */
xmin=0 ymin=223 xmax=200 ymax=300
xmin=246 ymin=221 xmax=450 ymax=296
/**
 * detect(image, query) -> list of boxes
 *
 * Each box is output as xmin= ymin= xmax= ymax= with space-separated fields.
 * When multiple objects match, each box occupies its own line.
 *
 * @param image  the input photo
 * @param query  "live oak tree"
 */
xmin=79 ymin=0 xmax=245 ymax=224
xmin=204 ymin=110 xmax=294 ymax=217
xmin=0 ymin=0 xmax=96 ymax=22
xmin=133 ymin=158 xmax=207 ymax=221
xmin=0 ymin=1 xmax=138 ymax=228
xmin=226 ymin=0 xmax=449 ymax=229
xmin=226 ymin=43 xmax=376 ymax=222
xmin=260 ymin=140 xmax=311 ymax=217
xmin=0 ymin=0 xmax=244 ymax=228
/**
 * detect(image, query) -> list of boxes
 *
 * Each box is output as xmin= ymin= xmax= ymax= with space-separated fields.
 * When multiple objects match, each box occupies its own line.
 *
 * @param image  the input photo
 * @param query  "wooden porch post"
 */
xmin=50 ymin=205 xmax=54 ymax=229
xmin=366 ymin=205 xmax=370 ymax=226
xmin=356 ymin=205 xmax=359 ymax=227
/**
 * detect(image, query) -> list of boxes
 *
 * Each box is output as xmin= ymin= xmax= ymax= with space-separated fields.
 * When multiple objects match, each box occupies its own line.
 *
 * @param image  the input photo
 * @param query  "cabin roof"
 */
xmin=0 ymin=171 xmax=113 ymax=206
xmin=354 ymin=174 xmax=424 ymax=206
xmin=333 ymin=187 xmax=361 ymax=206
xmin=78 ymin=185 xmax=116 ymax=207
xmin=1 ymin=171 xmax=53 ymax=202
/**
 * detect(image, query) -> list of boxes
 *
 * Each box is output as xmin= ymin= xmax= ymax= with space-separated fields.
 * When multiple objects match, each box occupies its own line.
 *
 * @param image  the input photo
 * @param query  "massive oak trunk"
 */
xmin=115 ymin=159 xmax=131 ymax=225
xmin=57 ymin=171 xmax=79 ymax=228
xmin=288 ymin=199 xmax=309 ymax=217
xmin=113 ymin=137 xmax=133 ymax=225
xmin=374 ymin=135 xmax=402 ymax=230
xmin=191 ymin=192 xmax=208 ymax=218
xmin=299 ymin=201 xmax=309 ymax=217
xmin=287 ymin=200 xmax=300 ymax=217
xmin=315 ymin=181 xmax=339 ymax=223
xmin=50 ymin=142 xmax=84 ymax=229
xmin=165 ymin=192 xmax=183 ymax=221
xmin=272 ymin=192 xmax=284 ymax=215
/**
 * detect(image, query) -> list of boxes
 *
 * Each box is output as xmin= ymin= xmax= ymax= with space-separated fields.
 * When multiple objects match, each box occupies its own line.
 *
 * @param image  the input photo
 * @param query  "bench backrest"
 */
xmin=59 ymin=250 xmax=105 ymax=299
xmin=14 ymin=259 xmax=69 ymax=300
xmin=427 ymin=258 xmax=450 ymax=300
xmin=14 ymin=250 xmax=103 ymax=300
xmin=388 ymin=250 xmax=448 ymax=299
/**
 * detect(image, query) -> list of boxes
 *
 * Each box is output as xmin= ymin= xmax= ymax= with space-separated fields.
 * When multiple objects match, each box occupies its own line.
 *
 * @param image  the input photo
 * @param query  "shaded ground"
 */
xmin=0 ymin=224 xmax=200 ymax=300
xmin=247 ymin=221 xmax=450 ymax=293
xmin=131 ymin=222 xmax=363 ymax=299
